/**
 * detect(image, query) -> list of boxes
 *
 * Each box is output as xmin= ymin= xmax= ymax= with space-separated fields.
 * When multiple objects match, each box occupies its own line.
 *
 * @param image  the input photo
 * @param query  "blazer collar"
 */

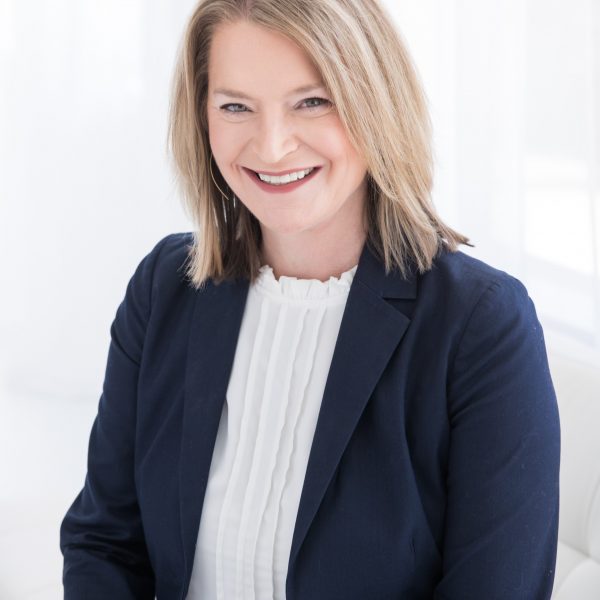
xmin=179 ymin=238 xmax=417 ymax=596
xmin=353 ymin=237 xmax=418 ymax=299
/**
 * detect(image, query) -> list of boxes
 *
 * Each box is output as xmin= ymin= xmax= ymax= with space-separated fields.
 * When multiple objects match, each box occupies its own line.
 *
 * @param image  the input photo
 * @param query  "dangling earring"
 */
xmin=209 ymin=152 xmax=231 ymax=202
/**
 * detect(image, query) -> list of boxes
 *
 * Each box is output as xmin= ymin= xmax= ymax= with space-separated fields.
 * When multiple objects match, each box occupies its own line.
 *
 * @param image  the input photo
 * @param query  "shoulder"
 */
xmin=426 ymin=246 xmax=528 ymax=297
xmin=125 ymin=232 xmax=194 ymax=314
xmin=413 ymin=247 xmax=545 ymax=371
xmin=421 ymin=246 xmax=533 ymax=321
xmin=150 ymin=230 xmax=194 ymax=271
xmin=423 ymin=248 xmax=551 ymax=385
xmin=141 ymin=231 xmax=194 ymax=289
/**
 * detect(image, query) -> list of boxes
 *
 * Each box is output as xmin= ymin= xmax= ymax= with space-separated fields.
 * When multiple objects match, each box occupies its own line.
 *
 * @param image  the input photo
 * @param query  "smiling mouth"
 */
xmin=245 ymin=166 xmax=320 ymax=183
xmin=242 ymin=165 xmax=322 ymax=192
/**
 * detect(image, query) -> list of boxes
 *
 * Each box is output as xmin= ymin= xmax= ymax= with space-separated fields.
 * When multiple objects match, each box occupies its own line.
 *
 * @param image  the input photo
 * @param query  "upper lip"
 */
xmin=244 ymin=166 xmax=320 ymax=176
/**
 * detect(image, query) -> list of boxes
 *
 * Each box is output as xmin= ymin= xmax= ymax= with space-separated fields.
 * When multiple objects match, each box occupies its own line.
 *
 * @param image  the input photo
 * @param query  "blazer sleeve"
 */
xmin=433 ymin=277 xmax=561 ymax=600
xmin=60 ymin=234 xmax=172 ymax=599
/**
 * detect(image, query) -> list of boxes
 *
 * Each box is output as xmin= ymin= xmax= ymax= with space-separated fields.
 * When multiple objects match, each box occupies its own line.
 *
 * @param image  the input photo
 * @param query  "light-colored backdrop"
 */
xmin=1 ymin=0 xmax=598 ymax=597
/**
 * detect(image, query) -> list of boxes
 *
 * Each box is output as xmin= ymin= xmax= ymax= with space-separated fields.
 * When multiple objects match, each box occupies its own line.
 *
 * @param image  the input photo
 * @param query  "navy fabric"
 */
xmin=60 ymin=232 xmax=560 ymax=599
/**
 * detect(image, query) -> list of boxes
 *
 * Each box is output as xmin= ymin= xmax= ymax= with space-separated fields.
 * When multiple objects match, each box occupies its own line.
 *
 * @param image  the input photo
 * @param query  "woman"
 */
xmin=60 ymin=1 xmax=561 ymax=599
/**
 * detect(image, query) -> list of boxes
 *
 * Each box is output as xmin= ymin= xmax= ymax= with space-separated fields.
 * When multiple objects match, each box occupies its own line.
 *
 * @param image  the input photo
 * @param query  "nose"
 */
xmin=252 ymin=111 xmax=299 ymax=164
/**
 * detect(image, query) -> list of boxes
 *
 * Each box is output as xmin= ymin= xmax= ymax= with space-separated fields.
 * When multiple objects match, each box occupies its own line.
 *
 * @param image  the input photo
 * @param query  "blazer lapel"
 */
xmin=286 ymin=240 xmax=417 ymax=574
xmin=180 ymin=275 xmax=250 ymax=587
xmin=178 ymin=239 xmax=418 ymax=592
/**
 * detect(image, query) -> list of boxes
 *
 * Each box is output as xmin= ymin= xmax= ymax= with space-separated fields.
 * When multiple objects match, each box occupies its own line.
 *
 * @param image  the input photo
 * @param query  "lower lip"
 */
xmin=243 ymin=166 xmax=321 ymax=194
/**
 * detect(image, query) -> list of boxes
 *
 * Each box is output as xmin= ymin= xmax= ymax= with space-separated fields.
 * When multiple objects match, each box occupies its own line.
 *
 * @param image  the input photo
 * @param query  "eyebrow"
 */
xmin=212 ymin=83 xmax=325 ymax=100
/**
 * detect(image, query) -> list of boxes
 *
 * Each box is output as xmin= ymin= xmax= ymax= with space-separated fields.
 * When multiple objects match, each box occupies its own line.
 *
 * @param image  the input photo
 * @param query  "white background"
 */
xmin=1 ymin=0 xmax=598 ymax=597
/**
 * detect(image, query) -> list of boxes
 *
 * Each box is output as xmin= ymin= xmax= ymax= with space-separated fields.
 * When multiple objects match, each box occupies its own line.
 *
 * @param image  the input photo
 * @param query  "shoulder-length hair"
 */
xmin=167 ymin=0 xmax=472 ymax=290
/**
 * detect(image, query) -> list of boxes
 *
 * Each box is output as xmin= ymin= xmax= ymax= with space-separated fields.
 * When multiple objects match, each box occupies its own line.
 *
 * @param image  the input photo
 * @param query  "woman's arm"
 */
xmin=434 ymin=277 xmax=561 ymax=600
xmin=60 ymin=234 xmax=171 ymax=599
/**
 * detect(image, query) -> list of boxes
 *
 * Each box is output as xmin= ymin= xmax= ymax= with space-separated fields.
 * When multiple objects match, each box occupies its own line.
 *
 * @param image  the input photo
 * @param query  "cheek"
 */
xmin=208 ymin=133 xmax=228 ymax=160
xmin=312 ymin=122 xmax=359 ymax=164
xmin=207 ymin=117 xmax=239 ymax=160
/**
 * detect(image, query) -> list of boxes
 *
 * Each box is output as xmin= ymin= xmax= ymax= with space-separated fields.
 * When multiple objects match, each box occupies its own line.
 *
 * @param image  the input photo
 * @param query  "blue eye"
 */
xmin=300 ymin=97 xmax=332 ymax=111
xmin=219 ymin=103 xmax=247 ymax=114
xmin=219 ymin=97 xmax=332 ymax=115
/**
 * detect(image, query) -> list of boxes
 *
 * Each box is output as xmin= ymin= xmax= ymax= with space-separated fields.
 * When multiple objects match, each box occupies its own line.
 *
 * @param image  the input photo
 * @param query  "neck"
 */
xmin=259 ymin=227 xmax=366 ymax=283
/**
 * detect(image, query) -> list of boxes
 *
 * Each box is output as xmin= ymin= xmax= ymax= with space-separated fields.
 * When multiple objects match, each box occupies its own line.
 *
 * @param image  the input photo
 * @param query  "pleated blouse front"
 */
xmin=186 ymin=262 xmax=358 ymax=600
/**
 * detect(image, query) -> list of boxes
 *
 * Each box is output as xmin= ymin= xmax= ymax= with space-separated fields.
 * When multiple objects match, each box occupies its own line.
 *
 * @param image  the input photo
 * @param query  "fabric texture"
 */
xmin=187 ymin=263 xmax=357 ymax=599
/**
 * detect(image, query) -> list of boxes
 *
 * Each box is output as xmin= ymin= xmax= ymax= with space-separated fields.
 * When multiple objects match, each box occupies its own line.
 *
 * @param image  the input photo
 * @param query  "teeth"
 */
xmin=257 ymin=167 xmax=315 ymax=185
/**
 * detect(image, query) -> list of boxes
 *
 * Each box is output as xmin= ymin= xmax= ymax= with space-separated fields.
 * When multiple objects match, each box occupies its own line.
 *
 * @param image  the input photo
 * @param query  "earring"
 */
xmin=209 ymin=153 xmax=231 ymax=202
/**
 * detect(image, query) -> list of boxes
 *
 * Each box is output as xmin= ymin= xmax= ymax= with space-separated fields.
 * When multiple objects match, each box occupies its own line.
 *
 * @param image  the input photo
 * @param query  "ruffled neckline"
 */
xmin=253 ymin=263 xmax=358 ymax=301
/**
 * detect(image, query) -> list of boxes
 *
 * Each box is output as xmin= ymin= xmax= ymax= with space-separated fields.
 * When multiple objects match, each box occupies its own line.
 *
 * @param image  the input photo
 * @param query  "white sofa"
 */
xmin=550 ymin=351 xmax=600 ymax=599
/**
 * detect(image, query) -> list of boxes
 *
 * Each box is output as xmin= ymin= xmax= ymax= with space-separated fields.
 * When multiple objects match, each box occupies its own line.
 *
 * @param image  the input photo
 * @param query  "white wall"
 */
xmin=393 ymin=0 xmax=600 ymax=368
xmin=0 ymin=0 xmax=193 ymax=405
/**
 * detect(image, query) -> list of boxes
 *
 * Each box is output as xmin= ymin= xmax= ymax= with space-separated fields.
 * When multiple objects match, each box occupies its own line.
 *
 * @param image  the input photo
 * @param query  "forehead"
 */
xmin=208 ymin=21 xmax=324 ymax=98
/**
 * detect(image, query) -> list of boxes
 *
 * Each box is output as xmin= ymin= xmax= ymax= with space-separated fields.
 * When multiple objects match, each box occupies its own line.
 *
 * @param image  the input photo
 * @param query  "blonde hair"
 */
xmin=166 ymin=0 xmax=472 ymax=289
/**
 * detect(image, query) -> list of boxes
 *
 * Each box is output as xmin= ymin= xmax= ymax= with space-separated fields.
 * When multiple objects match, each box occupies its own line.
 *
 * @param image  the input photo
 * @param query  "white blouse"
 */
xmin=186 ymin=262 xmax=358 ymax=600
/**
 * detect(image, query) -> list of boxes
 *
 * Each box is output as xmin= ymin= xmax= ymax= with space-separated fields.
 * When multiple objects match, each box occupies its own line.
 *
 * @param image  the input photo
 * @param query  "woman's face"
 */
xmin=206 ymin=20 xmax=368 ymax=244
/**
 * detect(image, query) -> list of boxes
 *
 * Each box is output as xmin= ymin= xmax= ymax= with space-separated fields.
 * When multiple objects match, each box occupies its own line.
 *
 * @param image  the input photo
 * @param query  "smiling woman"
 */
xmin=60 ymin=1 xmax=560 ymax=599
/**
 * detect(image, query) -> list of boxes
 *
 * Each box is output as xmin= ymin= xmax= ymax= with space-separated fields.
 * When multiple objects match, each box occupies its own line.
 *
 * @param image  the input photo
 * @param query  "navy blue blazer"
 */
xmin=60 ymin=231 xmax=561 ymax=599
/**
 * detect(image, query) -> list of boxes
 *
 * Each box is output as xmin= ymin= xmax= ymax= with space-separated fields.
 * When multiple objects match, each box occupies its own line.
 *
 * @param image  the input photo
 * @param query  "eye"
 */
xmin=219 ymin=103 xmax=247 ymax=114
xmin=299 ymin=97 xmax=333 ymax=111
xmin=218 ymin=97 xmax=333 ymax=116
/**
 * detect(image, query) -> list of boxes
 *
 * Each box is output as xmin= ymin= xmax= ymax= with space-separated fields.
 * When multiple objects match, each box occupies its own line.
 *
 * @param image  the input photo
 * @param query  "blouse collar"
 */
xmin=253 ymin=263 xmax=358 ymax=301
